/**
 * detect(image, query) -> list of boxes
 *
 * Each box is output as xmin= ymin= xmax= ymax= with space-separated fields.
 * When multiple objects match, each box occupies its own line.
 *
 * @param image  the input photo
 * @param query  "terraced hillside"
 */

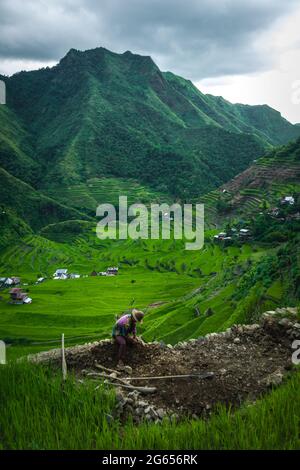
xmin=1 ymin=224 xmax=295 ymax=360
xmin=42 ymin=177 xmax=172 ymax=213
xmin=200 ymin=137 xmax=300 ymax=225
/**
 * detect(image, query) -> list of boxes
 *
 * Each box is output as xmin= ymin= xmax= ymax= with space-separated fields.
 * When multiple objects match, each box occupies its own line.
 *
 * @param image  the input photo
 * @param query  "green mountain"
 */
xmin=2 ymin=47 xmax=299 ymax=202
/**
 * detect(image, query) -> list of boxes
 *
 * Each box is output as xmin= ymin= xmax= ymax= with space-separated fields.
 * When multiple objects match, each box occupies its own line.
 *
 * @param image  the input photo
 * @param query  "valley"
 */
xmin=0 ymin=46 xmax=299 ymax=451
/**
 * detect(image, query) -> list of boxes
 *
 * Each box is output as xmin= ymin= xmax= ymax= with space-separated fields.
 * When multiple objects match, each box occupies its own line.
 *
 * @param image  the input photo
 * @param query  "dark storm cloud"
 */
xmin=0 ymin=0 xmax=298 ymax=78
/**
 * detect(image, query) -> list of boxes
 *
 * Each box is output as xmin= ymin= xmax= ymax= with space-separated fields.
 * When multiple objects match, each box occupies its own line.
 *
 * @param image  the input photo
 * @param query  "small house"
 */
xmin=90 ymin=270 xmax=98 ymax=276
xmin=9 ymin=288 xmax=32 ymax=304
xmin=11 ymin=277 xmax=20 ymax=285
xmin=239 ymin=228 xmax=251 ymax=239
xmin=99 ymin=272 xmax=107 ymax=276
xmin=213 ymin=232 xmax=227 ymax=241
xmin=69 ymin=273 xmax=80 ymax=279
xmin=106 ymin=267 xmax=119 ymax=275
xmin=281 ymin=196 xmax=295 ymax=206
xmin=4 ymin=278 xmax=13 ymax=286
xmin=53 ymin=269 xmax=68 ymax=279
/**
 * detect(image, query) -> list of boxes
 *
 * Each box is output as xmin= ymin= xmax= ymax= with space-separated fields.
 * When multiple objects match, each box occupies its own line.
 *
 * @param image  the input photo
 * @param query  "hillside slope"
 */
xmin=201 ymin=137 xmax=300 ymax=223
xmin=0 ymin=167 xmax=87 ymax=237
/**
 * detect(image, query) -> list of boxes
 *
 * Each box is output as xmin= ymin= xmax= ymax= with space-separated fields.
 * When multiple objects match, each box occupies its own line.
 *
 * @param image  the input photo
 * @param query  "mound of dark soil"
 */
xmin=28 ymin=308 xmax=299 ymax=417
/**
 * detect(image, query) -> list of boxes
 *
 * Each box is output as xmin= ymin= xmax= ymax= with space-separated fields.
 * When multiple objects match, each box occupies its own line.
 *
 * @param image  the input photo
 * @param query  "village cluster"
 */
xmin=0 ymin=267 xmax=119 ymax=305
xmin=53 ymin=266 xmax=119 ymax=279
xmin=213 ymin=227 xmax=251 ymax=243
xmin=267 ymin=195 xmax=300 ymax=221
xmin=214 ymin=194 xmax=299 ymax=244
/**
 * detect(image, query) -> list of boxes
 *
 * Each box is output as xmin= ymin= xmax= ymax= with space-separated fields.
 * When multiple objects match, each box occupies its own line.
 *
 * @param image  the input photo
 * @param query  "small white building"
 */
xmin=281 ymin=196 xmax=295 ymax=205
xmin=239 ymin=228 xmax=251 ymax=239
xmin=106 ymin=267 xmax=119 ymax=275
xmin=53 ymin=269 xmax=68 ymax=279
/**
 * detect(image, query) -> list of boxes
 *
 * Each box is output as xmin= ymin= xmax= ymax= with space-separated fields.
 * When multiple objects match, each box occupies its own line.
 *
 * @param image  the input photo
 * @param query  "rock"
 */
xmin=127 ymin=390 xmax=139 ymax=400
xmin=124 ymin=365 xmax=132 ymax=375
xmin=275 ymin=308 xmax=286 ymax=315
xmin=156 ymin=408 xmax=166 ymax=419
xmin=293 ymin=323 xmax=300 ymax=330
xmin=109 ymin=372 xmax=118 ymax=379
xmin=145 ymin=414 xmax=152 ymax=421
xmin=278 ymin=318 xmax=293 ymax=328
xmin=233 ymin=337 xmax=241 ymax=344
xmin=286 ymin=307 xmax=298 ymax=316
xmin=220 ymin=368 xmax=227 ymax=375
xmin=245 ymin=324 xmax=260 ymax=331
xmin=149 ymin=408 xmax=158 ymax=419
xmin=137 ymin=400 xmax=148 ymax=408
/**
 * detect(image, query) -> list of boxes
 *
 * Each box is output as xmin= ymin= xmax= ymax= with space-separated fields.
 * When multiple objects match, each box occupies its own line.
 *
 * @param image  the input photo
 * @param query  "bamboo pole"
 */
xmin=86 ymin=371 xmax=129 ymax=385
xmin=61 ymin=333 xmax=67 ymax=381
xmin=97 ymin=381 xmax=157 ymax=394
xmin=126 ymin=372 xmax=214 ymax=381
xmin=94 ymin=362 xmax=121 ymax=375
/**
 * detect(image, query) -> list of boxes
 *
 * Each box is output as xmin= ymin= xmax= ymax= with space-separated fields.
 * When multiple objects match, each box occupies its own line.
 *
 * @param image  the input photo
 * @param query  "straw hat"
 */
xmin=132 ymin=309 xmax=144 ymax=322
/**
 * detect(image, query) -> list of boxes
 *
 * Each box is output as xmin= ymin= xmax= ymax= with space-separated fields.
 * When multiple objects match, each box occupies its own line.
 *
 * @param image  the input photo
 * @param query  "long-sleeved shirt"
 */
xmin=112 ymin=314 xmax=136 ymax=337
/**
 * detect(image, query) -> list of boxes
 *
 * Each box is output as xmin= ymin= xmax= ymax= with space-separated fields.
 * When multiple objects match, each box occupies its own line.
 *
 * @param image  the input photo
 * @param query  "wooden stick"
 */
xmin=101 ymin=381 xmax=157 ymax=394
xmin=86 ymin=371 xmax=129 ymax=385
xmin=94 ymin=362 xmax=121 ymax=376
xmin=126 ymin=372 xmax=214 ymax=381
xmin=61 ymin=333 xmax=67 ymax=381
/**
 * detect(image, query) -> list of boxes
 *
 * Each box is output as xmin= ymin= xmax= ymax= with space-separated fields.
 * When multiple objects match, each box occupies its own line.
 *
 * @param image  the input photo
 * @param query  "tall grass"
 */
xmin=0 ymin=362 xmax=299 ymax=449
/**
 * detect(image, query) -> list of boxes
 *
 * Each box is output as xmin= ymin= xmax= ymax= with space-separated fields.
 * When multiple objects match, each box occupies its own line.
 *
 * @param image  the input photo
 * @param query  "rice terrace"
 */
xmin=0 ymin=0 xmax=300 ymax=457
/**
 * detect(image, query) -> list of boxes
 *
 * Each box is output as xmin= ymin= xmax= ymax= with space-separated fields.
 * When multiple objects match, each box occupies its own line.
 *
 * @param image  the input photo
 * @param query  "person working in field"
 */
xmin=112 ymin=309 xmax=144 ymax=366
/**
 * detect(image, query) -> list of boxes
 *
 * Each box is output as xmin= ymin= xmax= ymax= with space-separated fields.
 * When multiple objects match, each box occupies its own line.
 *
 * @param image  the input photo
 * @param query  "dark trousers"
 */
xmin=115 ymin=335 xmax=135 ymax=361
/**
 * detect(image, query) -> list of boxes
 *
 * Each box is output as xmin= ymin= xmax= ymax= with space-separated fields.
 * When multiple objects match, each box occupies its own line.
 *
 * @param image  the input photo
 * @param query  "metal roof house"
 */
xmin=106 ymin=267 xmax=119 ymax=275
xmin=53 ymin=269 xmax=68 ymax=279
xmin=281 ymin=196 xmax=295 ymax=205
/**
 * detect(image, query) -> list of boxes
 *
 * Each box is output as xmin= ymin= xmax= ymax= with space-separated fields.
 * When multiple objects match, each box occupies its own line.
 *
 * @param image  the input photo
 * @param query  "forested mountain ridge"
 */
xmin=1 ymin=46 xmax=299 ymax=201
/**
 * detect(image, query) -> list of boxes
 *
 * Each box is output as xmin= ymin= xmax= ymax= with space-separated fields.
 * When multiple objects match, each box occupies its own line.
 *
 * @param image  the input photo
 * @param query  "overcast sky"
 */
xmin=0 ymin=0 xmax=299 ymax=122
